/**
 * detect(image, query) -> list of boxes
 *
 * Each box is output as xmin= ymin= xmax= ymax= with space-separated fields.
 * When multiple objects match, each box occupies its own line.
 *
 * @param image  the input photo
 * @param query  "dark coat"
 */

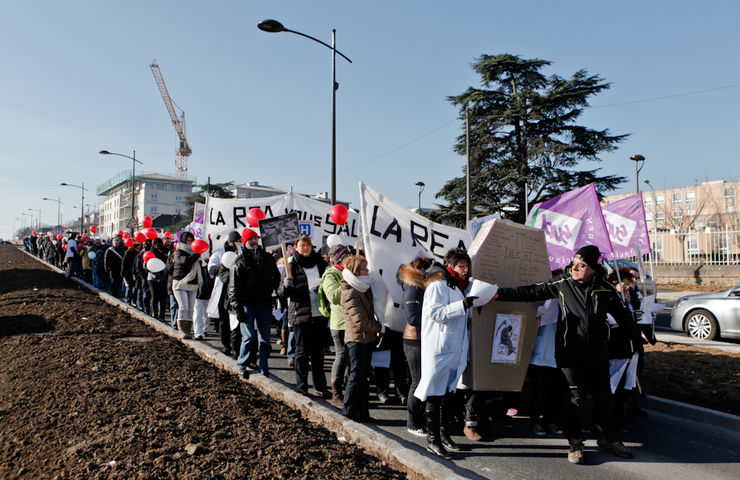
xmin=122 ymin=248 xmax=137 ymax=283
xmin=277 ymin=252 xmax=326 ymax=326
xmin=497 ymin=269 xmax=634 ymax=368
xmin=104 ymin=245 xmax=126 ymax=278
xmin=228 ymin=247 xmax=281 ymax=313
xmin=397 ymin=264 xmax=426 ymax=335
xmin=172 ymin=248 xmax=200 ymax=284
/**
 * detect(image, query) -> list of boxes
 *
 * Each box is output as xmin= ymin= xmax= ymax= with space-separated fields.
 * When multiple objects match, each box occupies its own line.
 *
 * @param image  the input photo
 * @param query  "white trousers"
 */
xmin=193 ymin=298 xmax=210 ymax=337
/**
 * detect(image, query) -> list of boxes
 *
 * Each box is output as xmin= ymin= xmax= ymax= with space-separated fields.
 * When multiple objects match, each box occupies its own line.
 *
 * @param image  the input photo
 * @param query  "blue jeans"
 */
xmin=169 ymin=294 xmax=179 ymax=329
xmin=237 ymin=303 xmax=273 ymax=375
xmin=344 ymin=342 xmax=372 ymax=420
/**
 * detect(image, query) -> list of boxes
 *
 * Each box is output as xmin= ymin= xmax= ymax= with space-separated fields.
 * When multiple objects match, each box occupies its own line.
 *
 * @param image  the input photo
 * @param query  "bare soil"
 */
xmin=656 ymin=281 xmax=735 ymax=293
xmin=0 ymin=246 xmax=403 ymax=479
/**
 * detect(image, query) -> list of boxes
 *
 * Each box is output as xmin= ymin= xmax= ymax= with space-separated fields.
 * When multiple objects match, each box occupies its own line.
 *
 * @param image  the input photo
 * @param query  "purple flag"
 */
xmin=601 ymin=193 xmax=651 ymax=260
xmin=526 ymin=184 xmax=614 ymax=270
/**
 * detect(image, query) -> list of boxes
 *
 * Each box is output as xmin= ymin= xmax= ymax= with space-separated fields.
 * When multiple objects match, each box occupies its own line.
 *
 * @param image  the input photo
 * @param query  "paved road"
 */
xmin=192 ymin=325 xmax=740 ymax=480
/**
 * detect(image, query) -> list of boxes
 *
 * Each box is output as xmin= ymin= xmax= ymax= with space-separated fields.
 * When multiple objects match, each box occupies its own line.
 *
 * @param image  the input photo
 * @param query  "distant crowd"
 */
xmin=23 ymin=230 xmax=654 ymax=465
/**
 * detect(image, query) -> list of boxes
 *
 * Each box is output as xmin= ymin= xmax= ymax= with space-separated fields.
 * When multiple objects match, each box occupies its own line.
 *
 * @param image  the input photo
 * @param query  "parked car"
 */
xmin=670 ymin=285 xmax=740 ymax=340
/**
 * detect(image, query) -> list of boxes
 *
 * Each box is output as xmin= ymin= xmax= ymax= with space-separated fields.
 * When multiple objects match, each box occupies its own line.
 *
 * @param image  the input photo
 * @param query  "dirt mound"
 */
xmin=0 ymin=246 xmax=403 ymax=479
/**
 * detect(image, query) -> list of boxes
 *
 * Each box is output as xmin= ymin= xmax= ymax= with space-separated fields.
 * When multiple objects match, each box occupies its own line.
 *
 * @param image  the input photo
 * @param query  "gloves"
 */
xmin=462 ymin=296 xmax=479 ymax=309
xmin=283 ymin=277 xmax=294 ymax=288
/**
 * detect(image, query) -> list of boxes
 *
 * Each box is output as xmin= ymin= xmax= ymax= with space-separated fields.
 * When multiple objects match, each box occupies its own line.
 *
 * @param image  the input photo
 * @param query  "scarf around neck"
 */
xmin=295 ymin=252 xmax=317 ymax=269
xmin=342 ymin=268 xmax=371 ymax=293
xmin=446 ymin=266 xmax=469 ymax=292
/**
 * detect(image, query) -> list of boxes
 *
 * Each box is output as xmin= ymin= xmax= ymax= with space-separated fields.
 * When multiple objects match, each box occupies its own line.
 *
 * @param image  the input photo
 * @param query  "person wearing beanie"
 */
xmin=228 ymin=229 xmax=281 ymax=378
xmin=208 ymin=231 xmax=242 ymax=356
xmin=496 ymin=245 xmax=635 ymax=465
xmin=319 ymin=243 xmax=352 ymax=408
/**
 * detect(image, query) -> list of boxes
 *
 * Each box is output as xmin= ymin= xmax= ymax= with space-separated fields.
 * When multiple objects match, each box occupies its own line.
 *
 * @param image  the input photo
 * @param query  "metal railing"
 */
xmin=649 ymin=227 xmax=740 ymax=265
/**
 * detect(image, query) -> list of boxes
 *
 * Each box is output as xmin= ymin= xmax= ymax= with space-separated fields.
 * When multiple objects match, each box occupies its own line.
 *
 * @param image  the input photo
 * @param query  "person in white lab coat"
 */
xmin=414 ymin=248 xmax=477 ymax=460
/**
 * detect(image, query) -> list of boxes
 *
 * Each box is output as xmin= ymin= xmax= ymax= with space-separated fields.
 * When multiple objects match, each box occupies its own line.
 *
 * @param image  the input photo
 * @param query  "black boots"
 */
xmin=440 ymin=393 xmax=463 ymax=452
xmin=425 ymin=397 xmax=452 ymax=460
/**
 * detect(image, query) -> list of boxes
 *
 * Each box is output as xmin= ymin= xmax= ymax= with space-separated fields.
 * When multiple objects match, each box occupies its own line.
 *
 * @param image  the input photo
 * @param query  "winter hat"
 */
xmin=241 ymin=228 xmax=259 ymax=244
xmin=574 ymin=245 xmax=602 ymax=269
xmin=328 ymin=244 xmax=350 ymax=265
xmin=226 ymin=231 xmax=241 ymax=244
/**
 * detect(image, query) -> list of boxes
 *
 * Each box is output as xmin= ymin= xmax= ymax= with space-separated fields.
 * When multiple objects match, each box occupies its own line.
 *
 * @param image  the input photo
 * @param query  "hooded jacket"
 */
xmin=340 ymin=269 xmax=381 ymax=344
xmin=397 ymin=264 xmax=426 ymax=336
xmin=497 ymin=267 xmax=634 ymax=368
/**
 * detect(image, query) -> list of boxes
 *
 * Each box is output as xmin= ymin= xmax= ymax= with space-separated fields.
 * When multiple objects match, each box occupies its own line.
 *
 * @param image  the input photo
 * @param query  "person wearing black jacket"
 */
xmin=277 ymin=235 xmax=328 ymax=396
xmin=148 ymin=238 xmax=169 ymax=321
xmin=104 ymin=236 xmax=126 ymax=298
xmin=228 ymin=229 xmax=281 ymax=377
xmin=495 ymin=245 xmax=634 ymax=465
xmin=172 ymin=232 xmax=201 ymax=339
xmin=122 ymin=243 xmax=138 ymax=306
xmin=208 ymin=231 xmax=242 ymax=356
xmin=135 ymin=241 xmax=152 ymax=314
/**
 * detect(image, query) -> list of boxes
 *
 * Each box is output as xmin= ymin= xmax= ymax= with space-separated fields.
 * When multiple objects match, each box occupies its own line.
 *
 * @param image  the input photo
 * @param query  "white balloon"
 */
xmin=221 ymin=251 xmax=238 ymax=269
xmin=100 ymin=232 xmax=110 ymax=241
xmin=326 ymin=234 xmax=343 ymax=249
xmin=147 ymin=258 xmax=166 ymax=273
xmin=87 ymin=251 xmax=96 ymax=260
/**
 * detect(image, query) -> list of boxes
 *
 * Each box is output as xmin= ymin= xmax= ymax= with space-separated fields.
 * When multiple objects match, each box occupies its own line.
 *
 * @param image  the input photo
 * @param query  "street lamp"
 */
xmin=42 ymin=197 xmax=63 ymax=227
xmin=99 ymin=150 xmax=142 ymax=233
xmin=27 ymin=208 xmax=41 ymax=231
xmin=415 ymin=182 xmax=425 ymax=211
xmin=258 ymin=19 xmax=352 ymax=205
xmin=60 ymin=182 xmax=87 ymax=234
xmin=630 ymin=154 xmax=645 ymax=194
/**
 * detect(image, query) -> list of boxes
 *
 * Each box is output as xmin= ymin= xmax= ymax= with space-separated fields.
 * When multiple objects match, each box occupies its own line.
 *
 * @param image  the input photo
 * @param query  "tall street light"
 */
xmin=42 ymin=197 xmax=63 ymax=227
xmin=99 ymin=150 xmax=142 ymax=233
xmin=415 ymin=181 xmax=425 ymax=211
xmin=258 ymin=19 xmax=352 ymax=205
xmin=27 ymin=208 xmax=41 ymax=231
xmin=630 ymin=154 xmax=645 ymax=194
xmin=60 ymin=182 xmax=87 ymax=234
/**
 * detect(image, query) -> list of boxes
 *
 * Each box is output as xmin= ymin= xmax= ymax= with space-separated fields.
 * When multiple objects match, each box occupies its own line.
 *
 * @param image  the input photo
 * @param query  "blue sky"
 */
xmin=2 ymin=1 xmax=739 ymax=238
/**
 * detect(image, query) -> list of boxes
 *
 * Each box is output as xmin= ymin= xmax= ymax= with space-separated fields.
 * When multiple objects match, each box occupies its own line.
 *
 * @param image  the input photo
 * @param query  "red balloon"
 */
xmin=56 ymin=234 xmax=63 ymax=240
xmin=62 ymin=244 xmax=67 ymax=250
xmin=142 ymin=216 xmax=153 ymax=229
xmin=123 ymin=233 xmax=130 ymax=240
xmin=134 ymin=232 xmax=147 ymax=243
xmin=191 ymin=239 xmax=209 ymax=254
xmin=32 ymin=231 xmax=37 ymax=235
xmin=145 ymin=228 xmax=158 ymax=240
xmin=124 ymin=238 xmax=135 ymax=248
xmin=164 ymin=232 xmax=172 ymax=239
xmin=89 ymin=225 xmax=97 ymax=233
xmin=143 ymin=251 xmax=156 ymax=263
xmin=241 ymin=228 xmax=259 ymax=244
xmin=118 ymin=230 xmax=124 ymax=237
xmin=246 ymin=208 xmax=266 ymax=228
xmin=330 ymin=204 xmax=349 ymax=226
xmin=80 ymin=235 xmax=87 ymax=242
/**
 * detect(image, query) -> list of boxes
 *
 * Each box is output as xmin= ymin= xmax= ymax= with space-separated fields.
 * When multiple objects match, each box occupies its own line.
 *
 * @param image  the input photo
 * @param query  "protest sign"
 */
xmin=526 ymin=183 xmax=614 ymax=270
xmin=258 ymin=213 xmax=300 ymax=250
xmin=467 ymin=213 xmax=501 ymax=240
xmin=359 ymin=182 xmax=471 ymax=332
xmin=601 ymin=193 xmax=651 ymax=260
xmin=202 ymin=192 xmax=359 ymax=250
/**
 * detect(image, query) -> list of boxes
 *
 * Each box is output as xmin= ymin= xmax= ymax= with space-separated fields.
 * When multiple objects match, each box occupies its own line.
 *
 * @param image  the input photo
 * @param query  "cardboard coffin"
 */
xmin=463 ymin=219 xmax=552 ymax=391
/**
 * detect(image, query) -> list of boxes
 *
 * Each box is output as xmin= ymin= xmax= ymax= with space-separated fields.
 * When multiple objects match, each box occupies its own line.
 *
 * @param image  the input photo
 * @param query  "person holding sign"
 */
xmin=228 ymin=229 xmax=281 ymax=378
xmin=278 ymin=234 xmax=329 ymax=397
xmin=495 ymin=245 xmax=635 ymax=465
xmin=414 ymin=249 xmax=478 ymax=460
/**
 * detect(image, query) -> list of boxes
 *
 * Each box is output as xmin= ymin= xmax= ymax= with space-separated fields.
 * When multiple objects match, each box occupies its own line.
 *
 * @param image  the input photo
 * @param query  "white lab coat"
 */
xmin=414 ymin=277 xmax=469 ymax=401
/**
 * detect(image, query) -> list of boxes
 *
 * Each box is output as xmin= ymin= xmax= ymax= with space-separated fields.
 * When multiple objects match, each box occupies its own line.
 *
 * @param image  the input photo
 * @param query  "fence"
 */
xmin=649 ymin=227 xmax=740 ymax=265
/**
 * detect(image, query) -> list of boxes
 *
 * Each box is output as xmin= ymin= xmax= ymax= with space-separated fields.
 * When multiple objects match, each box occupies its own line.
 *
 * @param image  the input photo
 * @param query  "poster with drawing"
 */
xmin=492 ymin=314 xmax=522 ymax=364
xmin=258 ymin=213 xmax=300 ymax=250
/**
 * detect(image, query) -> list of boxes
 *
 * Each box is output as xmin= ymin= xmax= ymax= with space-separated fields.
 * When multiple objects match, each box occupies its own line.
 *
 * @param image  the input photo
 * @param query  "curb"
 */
xmin=643 ymin=395 xmax=740 ymax=432
xmin=18 ymin=248 xmax=463 ymax=480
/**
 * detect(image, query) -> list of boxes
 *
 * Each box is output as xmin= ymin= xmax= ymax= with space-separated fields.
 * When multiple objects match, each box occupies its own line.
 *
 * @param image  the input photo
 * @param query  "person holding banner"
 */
xmin=229 ymin=229 xmax=281 ymax=378
xmin=414 ymin=249 xmax=478 ymax=460
xmin=278 ymin=235 xmax=329 ymax=397
xmin=495 ymin=245 xmax=635 ymax=465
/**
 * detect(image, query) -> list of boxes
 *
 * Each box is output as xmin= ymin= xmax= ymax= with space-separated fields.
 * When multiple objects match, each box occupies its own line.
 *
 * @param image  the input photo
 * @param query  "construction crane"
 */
xmin=150 ymin=59 xmax=191 ymax=179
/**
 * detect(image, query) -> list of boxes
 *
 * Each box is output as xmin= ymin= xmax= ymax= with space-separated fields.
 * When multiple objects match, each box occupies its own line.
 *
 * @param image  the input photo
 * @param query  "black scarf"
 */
xmin=295 ymin=251 xmax=318 ymax=269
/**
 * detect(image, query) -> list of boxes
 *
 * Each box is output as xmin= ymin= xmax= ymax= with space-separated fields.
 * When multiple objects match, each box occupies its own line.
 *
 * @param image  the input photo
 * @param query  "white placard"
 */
xmin=468 ymin=278 xmax=498 ymax=307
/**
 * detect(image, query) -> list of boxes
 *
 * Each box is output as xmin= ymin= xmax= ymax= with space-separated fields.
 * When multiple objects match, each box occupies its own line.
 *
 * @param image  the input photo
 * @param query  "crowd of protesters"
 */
xmin=23 ymin=229 xmax=654 ymax=465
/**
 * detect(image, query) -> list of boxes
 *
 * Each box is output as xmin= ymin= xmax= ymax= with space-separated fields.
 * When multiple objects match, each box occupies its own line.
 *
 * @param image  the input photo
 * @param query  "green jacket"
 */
xmin=320 ymin=265 xmax=345 ymax=330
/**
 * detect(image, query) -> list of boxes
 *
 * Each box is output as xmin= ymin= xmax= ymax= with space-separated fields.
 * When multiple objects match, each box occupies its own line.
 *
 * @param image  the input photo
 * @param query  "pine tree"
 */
xmin=432 ymin=54 xmax=627 ymax=226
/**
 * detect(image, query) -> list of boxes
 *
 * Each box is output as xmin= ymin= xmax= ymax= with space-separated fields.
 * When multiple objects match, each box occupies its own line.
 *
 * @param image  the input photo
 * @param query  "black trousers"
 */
xmin=403 ymin=339 xmax=424 ymax=430
xmin=148 ymin=280 xmax=168 ymax=320
xmin=343 ymin=341 xmax=372 ymax=420
xmin=374 ymin=329 xmax=409 ymax=399
xmin=561 ymin=357 xmax=618 ymax=444
xmin=529 ymin=364 xmax=562 ymax=424
xmin=293 ymin=317 xmax=327 ymax=393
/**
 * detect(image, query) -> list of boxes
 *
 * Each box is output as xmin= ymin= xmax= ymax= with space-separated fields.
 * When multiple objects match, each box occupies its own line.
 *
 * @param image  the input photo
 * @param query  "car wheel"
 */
xmin=685 ymin=309 xmax=719 ymax=340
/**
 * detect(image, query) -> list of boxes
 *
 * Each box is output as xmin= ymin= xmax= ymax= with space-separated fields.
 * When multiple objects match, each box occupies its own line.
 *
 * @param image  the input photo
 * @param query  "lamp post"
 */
xmin=42 ymin=197 xmax=63 ymax=227
xmin=258 ymin=19 xmax=352 ymax=206
xmin=60 ymin=182 xmax=87 ymax=234
xmin=415 ymin=181 xmax=425 ymax=211
xmin=21 ymin=213 xmax=34 ymax=231
xmin=99 ymin=150 xmax=142 ymax=233
xmin=630 ymin=154 xmax=645 ymax=194
xmin=27 ymin=208 xmax=41 ymax=231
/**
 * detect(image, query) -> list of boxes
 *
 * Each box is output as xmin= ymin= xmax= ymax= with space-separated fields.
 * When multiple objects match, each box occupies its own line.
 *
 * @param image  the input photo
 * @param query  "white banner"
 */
xmin=359 ymin=182 xmax=471 ymax=332
xmin=202 ymin=192 xmax=359 ymax=251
